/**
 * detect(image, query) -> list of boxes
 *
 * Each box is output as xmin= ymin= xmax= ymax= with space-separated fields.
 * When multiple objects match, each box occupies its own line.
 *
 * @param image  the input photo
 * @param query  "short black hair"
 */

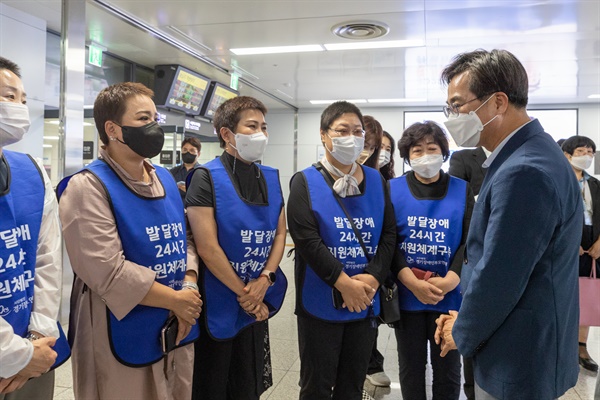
xmin=441 ymin=49 xmax=528 ymax=108
xmin=213 ymin=96 xmax=267 ymax=149
xmin=182 ymin=137 xmax=202 ymax=152
xmin=398 ymin=121 xmax=450 ymax=164
xmin=562 ymin=135 xmax=596 ymax=155
xmin=0 ymin=57 xmax=21 ymax=78
xmin=320 ymin=101 xmax=364 ymax=132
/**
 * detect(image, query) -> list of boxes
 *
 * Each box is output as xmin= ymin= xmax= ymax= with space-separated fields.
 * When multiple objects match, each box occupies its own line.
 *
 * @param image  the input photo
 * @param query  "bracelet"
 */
xmin=182 ymin=281 xmax=199 ymax=291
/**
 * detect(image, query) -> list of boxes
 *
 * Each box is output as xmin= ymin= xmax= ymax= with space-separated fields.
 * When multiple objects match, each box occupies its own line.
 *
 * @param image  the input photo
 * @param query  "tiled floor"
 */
xmin=53 ymin=241 xmax=600 ymax=399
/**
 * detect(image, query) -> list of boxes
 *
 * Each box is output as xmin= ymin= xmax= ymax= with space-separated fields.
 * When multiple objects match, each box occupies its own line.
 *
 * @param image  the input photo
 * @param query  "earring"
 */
xmin=110 ymin=137 xmax=116 ymax=141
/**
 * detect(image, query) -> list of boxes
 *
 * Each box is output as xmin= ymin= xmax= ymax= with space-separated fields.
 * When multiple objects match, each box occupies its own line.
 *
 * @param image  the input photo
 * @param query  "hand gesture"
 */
xmin=351 ymin=274 xmax=379 ymax=301
xmin=434 ymin=310 xmax=458 ymax=357
xmin=19 ymin=337 xmax=57 ymax=379
xmin=238 ymin=278 xmax=270 ymax=314
xmin=339 ymin=279 xmax=375 ymax=313
xmin=0 ymin=375 xmax=29 ymax=394
xmin=410 ymin=280 xmax=444 ymax=305
xmin=171 ymin=289 xmax=202 ymax=325
xmin=587 ymin=240 xmax=600 ymax=260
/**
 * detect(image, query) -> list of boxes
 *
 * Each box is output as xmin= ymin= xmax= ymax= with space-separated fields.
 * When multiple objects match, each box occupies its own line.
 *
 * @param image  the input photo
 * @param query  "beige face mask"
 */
xmin=357 ymin=149 xmax=373 ymax=164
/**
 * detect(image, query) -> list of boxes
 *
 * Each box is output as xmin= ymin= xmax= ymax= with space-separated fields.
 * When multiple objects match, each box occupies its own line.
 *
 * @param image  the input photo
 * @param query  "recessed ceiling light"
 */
xmin=588 ymin=94 xmax=600 ymax=99
xmin=230 ymin=44 xmax=324 ymax=55
xmin=310 ymin=99 xmax=367 ymax=105
xmin=44 ymin=136 xmax=60 ymax=140
xmin=43 ymin=144 xmax=52 ymax=148
xmin=324 ymin=39 xmax=424 ymax=51
xmin=368 ymin=98 xmax=427 ymax=103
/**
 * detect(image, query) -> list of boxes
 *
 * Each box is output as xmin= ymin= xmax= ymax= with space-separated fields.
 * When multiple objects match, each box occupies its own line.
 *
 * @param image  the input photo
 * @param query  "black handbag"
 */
xmin=316 ymin=164 xmax=401 ymax=326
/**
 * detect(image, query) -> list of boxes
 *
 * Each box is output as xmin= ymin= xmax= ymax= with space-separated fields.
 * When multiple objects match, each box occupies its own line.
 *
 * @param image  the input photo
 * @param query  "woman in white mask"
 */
xmin=357 ymin=115 xmax=383 ymax=169
xmin=186 ymin=96 xmax=288 ymax=400
xmin=562 ymin=135 xmax=600 ymax=373
xmin=287 ymin=101 xmax=397 ymax=400
xmin=378 ymin=130 xmax=396 ymax=181
xmin=388 ymin=121 xmax=474 ymax=400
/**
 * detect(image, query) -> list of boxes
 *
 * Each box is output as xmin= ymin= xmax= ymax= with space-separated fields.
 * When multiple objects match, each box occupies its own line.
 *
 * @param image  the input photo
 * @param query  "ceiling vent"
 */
xmin=331 ymin=21 xmax=389 ymax=40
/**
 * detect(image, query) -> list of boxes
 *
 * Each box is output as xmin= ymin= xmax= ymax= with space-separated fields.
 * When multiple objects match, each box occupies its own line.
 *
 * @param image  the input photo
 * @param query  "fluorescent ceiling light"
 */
xmin=230 ymin=44 xmax=324 ymax=55
xmin=368 ymin=98 xmax=427 ymax=103
xmin=44 ymin=136 xmax=60 ymax=140
xmin=324 ymin=39 xmax=424 ymax=51
xmin=43 ymin=144 xmax=52 ymax=148
xmin=588 ymin=94 xmax=600 ymax=99
xmin=45 ymin=120 xmax=60 ymax=125
xmin=310 ymin=99 xmax=367 ymax=105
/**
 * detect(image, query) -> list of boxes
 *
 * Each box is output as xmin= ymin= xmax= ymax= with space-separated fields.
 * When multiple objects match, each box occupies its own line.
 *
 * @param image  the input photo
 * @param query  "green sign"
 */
xmin=230 ymin=72 xmax=239 ymax=91
xmin=89 ymin=45 xmax=103 ymax=68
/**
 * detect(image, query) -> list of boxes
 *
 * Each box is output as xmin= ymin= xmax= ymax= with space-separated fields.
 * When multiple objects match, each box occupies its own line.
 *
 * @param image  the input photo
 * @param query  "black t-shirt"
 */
xmin=390 ymin=170 xmax=475 ymax=276
xmin=0 ymin=155 xmax=8 ymax=193
xmin=185 ymin=152 xmax=268 ymax=207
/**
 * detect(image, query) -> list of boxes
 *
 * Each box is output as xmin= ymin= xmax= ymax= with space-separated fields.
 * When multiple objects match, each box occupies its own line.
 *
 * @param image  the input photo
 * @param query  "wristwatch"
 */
xmin=260 ymin=270 xmax=276 ymax=286
xmin=26 ymin=332 xmax=41 ymax=341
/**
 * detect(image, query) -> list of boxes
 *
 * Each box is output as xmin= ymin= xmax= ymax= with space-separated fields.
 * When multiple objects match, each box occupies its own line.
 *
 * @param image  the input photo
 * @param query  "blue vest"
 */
xmin=0 ymin=151 xmax=70 ymax=369
xmin=58 ymin=159 xmax=198 ymax=367
xmin=198 ymin=158 xmax=287 ymax=340
xmin=389 ymin=174 xmax=466 ymax=312
xmin=299 ymin=165 xmax=384 ymax=322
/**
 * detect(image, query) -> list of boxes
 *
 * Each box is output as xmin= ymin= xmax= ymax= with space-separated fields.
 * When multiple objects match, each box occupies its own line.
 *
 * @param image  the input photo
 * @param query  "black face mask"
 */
xmin=181 ymin=152 xmax=197 ymax=164
xmin=115 ymin=121 xmax=164 ymax=159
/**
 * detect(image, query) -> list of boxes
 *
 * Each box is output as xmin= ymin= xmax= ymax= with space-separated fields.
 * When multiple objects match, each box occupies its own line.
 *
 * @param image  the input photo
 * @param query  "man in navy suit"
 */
xmin=434 ymin=49 xmax=581 ymax=400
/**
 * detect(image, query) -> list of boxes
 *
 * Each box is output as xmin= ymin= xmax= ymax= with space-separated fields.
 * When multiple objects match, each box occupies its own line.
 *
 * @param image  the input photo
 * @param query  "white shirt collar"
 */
xmin=482 ymin=119 xmax=533 ymax=168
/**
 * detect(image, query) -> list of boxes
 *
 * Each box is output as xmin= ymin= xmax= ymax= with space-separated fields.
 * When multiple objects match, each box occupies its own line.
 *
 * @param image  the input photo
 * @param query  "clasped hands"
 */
xmin=336 ymin=273 xmax=378 ymax=313
xmin=434 ymin=310 xmax=459 ymax=357
xmin=171 ymin=288 xmax=203 ymax=344
xmin=238 ymin=277 xmax=270 ymax=321
xmin=0 ymin=335 xmax=57 ymax=394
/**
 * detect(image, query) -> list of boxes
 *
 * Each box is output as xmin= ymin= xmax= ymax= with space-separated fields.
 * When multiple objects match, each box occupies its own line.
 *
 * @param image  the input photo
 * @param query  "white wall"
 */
xmin=296 ymin=104 xmax=600 ymax=179
xmin=0 ymin=4 xmax=46 ymax=159
xmin=262 ymin=111 xmax=296 ymax=203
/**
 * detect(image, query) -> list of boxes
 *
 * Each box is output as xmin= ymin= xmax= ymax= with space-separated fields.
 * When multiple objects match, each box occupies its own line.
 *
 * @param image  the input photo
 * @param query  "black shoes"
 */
xmin=579 ymin=342 xmax=599 ymax=372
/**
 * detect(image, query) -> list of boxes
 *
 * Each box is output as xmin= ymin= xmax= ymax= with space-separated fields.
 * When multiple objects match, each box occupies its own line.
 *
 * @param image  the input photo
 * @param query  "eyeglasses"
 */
xmin=327 ymin=127 xmax=365 ymax=137
xmin=442 ymin=94 xmax=487 ymax=118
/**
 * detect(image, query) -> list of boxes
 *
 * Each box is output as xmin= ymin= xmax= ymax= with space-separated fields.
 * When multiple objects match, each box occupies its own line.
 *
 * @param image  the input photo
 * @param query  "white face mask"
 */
xmin=0 ymin=102 xmax=30 ymax=147
xmin=378 ymin=149 xmax=391 ymax=167
xmin=570 ymin=155 xmax=593 ymax=171
xmin=410 ymin=154 xmax=444 ymax=179
xmin=326 ymin=135 xmax=365 ymax=165
xmin=443 ymin=94 xmax=497 ymax=147
xmin=231 ymin=132 xmax=268 ymax=162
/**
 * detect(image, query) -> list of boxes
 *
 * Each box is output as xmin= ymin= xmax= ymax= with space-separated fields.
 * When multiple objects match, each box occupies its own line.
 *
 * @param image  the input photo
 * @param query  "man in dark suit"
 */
xmin=435 ymin=49 xmax=581 ymax=400
xmin=448 ymin=146 xmax=488 ymax=400
xmin=449 ymin=147 xmax=487 ymax=196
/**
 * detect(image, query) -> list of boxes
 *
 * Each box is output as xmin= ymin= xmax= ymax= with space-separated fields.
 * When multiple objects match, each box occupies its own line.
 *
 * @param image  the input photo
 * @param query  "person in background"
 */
xmin=391 ymin=121 xmax=474 ymax=400
xmin=186 ymin=96 xmax=287 ymax=400
xmin=435 ymin=49 xmax=581 ymax=400
xmin=561 ymin=135 xmax=600 ymax=372
xmin=557 ymin=138 xmax=566 ymax=148
xmin=365 ymin=129 xmax=396 ymax=390
xmin=0 ymin=56 xmax=66 ymax=398
xmin=58 ymin=82 xmax=202 ymax=400
xmin=169 ymin=137 xmax=201 ymax=202
xmin=358 ymin=115 xmax=383 ymax=169
xmin=448 ymin=147 xmax=488 ymax=197
xmin=288 ymin=101 xmax=396 ymax=400
xmin=378 ymin=130 xmax=396 ymax=181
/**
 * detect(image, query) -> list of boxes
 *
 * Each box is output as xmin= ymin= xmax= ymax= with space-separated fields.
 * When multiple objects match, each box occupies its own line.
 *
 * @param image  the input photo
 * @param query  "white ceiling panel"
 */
xmin=2 ymin=0 xmax=599 ymax=111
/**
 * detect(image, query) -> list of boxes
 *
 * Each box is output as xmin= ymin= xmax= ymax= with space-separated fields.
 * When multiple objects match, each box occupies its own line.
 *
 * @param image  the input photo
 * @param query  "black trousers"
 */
xmin=298 ymin=314 xmax=377 ymax=400
xmin=463 ymin=356 xmax=475 ymax=400
xmin=367 ymin=326 xmax=385 ymax=374
xmin=580 ymin=225 xmax=600 ymax=277
xmin=395 ymin=311 xmax=461 ymax=400
xmin=192 ymin=319 xmax=268 ymax=400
